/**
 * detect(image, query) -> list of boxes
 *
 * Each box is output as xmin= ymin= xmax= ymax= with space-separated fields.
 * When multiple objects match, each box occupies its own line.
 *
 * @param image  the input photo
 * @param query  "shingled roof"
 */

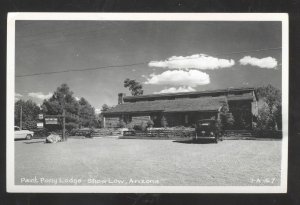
xmin=123 ymin=87 xmax=256 ymax=103
xmin=103 ymin=96 xmax=227 ymax=114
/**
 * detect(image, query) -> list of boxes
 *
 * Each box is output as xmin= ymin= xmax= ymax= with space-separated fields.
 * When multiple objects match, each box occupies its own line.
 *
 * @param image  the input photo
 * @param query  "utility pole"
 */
xmin=62 ymin=109 xmax=66 ymax=141
xmin=61 ymin=93 xmax=66 ymax=141
xmin=20 ymin=105 xmax=22 ymax=130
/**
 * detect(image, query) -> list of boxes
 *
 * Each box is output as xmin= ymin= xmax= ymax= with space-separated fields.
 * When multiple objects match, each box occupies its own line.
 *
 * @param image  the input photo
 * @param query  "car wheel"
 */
xmin=26 ymin=134 xmax=32 ymax=140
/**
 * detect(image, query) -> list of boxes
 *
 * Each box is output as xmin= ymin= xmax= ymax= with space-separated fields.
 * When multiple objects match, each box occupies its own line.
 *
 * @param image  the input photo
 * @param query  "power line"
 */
xmin=15 ymin=47 xmax=282 ymax=78
xmin=16 ymin=62 xmax=146 ymax=77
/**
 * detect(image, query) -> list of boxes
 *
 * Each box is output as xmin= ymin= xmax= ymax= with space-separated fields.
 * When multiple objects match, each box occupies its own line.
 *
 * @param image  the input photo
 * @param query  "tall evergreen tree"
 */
xmin=255 ymin=84 xmax=282 ymax=130
xmin=15 ymin=99 xmax=40 ymax=129
xmin=78 ymin=97 xmax=97 ymax=127
xmin=41 ymin=84 xmax=98 ymax=130
xmin=41 ymin=84 xmax=80 ymax=131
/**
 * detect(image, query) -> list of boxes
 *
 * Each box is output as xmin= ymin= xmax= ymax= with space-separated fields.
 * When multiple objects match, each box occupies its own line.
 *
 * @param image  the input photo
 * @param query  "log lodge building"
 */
xmin=102 ymin=87 xmax=258 ymax=130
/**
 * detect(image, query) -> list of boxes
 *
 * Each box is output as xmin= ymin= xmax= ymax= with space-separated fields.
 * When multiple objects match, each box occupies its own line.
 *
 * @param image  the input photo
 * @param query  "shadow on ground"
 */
xmin=173 ymin=139 xmax=217 ymax=144
xmin=23 ymin=140 xmax=45 ymax=144
xmin=14 ymin=139 xmax=29 ymax=141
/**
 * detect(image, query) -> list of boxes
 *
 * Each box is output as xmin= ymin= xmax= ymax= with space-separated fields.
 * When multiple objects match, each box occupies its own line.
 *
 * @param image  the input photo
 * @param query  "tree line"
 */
xmin=15 ymin=83 xmax=99 ymax=131
xmin=15 ymin=80 xmax=282 ymax=132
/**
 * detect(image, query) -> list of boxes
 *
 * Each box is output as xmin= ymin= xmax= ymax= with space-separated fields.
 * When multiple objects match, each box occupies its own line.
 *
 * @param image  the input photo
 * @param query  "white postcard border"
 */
xmin=7 ymin=12 xmax=289 ymax=193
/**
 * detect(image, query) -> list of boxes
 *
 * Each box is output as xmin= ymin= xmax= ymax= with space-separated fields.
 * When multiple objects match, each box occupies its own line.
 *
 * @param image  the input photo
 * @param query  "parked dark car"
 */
xmin=194 ymin=119 xmax=222 ymax=143
xmin=71 ymin=128 xmax=94 ymax=138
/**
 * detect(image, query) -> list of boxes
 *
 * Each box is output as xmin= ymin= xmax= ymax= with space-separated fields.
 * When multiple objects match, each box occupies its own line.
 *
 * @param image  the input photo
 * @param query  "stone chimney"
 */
xmin=118 ymin=93 xmax=126 ymax=104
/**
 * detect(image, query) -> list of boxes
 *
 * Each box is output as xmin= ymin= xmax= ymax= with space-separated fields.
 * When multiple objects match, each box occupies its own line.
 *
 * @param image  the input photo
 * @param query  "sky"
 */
xmin=15 ymin=20 xmax=282 ymax=112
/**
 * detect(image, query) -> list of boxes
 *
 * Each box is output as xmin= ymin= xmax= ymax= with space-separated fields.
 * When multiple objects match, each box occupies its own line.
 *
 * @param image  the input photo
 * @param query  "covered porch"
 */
xmin=149 ymin=111 xmax=219 ymax=128
xmin=103 ymin=96 xmax=227 ymax=128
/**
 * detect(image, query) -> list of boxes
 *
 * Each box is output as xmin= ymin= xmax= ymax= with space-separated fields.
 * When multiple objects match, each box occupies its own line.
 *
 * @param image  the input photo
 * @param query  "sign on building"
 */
xmin=45 ymin=117 xmax=58 ymax=125
xmin=37 ymin=122 xmax=44 ymax=128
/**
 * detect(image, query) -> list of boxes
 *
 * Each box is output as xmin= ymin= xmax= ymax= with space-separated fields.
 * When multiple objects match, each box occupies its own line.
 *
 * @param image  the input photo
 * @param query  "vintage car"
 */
xmin=194 ymin=119 xmax=222 ymax=143
xmin=71 ymin=128 xmax=94 ymax=137
xmin=14 ymin=126 xmax=34 ymax=140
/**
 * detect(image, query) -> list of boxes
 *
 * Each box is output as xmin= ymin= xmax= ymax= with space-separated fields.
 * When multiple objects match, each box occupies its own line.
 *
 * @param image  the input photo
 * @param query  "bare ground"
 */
xmin=14 ymin=137 xmax=282 ymax=186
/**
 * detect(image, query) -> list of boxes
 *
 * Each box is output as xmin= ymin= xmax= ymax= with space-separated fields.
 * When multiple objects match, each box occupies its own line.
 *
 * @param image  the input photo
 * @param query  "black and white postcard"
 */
xmin=7 ymin=13 xmax=288 ymax=193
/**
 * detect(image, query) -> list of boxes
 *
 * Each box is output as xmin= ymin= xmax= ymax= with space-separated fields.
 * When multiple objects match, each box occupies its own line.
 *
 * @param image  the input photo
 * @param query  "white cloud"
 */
xmin=239 ymin=56 xmax=278 ymax=69
xmin=15 ymin=93 xmax=23 ymax=97
xmin=15 ymin=93 xmax=22 ymax=101
xmin=148 ymin=54 xmax=235 ymax=70
xmin=28 ymin=92 xmax=52 ymax=100
xmin=154 ymin=86 xmax=196 ymax=94
xmin=144 ymin=70 xmax=210 ymax=87
xmin=95 ymin=108 xmax=101 ymax=114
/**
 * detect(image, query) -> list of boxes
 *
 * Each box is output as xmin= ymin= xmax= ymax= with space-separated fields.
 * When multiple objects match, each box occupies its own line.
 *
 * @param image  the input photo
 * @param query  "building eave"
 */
xmin=123 ymin=87 xmax=256 ymax=102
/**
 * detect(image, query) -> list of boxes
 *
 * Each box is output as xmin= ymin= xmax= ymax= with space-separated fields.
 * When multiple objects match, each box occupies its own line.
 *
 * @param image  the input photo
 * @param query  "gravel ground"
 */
xmin=14 ymin=137 xmax=282 ymax=186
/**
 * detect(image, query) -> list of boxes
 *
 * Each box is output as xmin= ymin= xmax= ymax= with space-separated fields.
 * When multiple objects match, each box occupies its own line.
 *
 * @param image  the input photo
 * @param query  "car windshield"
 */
xmin=198 ymin=122 xmax=214 ymax=131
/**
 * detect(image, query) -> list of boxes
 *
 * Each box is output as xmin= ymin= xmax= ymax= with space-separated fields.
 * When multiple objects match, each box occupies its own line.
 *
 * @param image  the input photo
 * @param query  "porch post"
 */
xmin=103 ymin=116 xmax=106 ymax=128
xmin=161 ymin=113 xmax=167 ymax=127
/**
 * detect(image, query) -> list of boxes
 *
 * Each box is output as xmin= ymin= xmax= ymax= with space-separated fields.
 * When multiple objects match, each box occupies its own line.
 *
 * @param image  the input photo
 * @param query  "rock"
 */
xmin=46 ymin=134 xmax=62 ymax=143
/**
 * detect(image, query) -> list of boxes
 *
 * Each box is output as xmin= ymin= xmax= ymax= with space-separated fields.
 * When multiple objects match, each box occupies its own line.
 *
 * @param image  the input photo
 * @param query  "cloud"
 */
xmin=15 ymin=93 xmax=23 ymax=97
xmin=15 ymin=93 xmax=22 ymax=101
xmin=144 ymin=70 xmax=210 ymax=87
xmin=95 ymin=108 xmax=101 ymax=114
xmin=28 ymin=92 xmax=53 ymax=100
xmin=239 ymin=56 xmax=278 ymax=69
xmin=148 ymin=54 xmax=235 ymax=70
xmin=154 ymin=86 xmax=196 ymax=94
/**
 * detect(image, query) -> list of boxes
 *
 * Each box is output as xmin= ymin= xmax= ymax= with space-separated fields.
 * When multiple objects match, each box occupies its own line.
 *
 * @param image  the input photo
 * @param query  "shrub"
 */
xmin=147 ymin=119 xmax=154 ymax=128
xmin=70 ymin=128 xmax=79 ymax=136
xmin=23 ymin=120 xmax=37 ymax=130
xmin=133 ymin=124 xmax=142 ymax=131
xmin=253 ymin=129 xmax=282 ymax=139
xmin=173 ymin=126 xmax=186 ymax=130
xmin=117 ymin=119 xmax=126 ymax=128
xmin=126 ymin=123 xmax=134 ymax=130
xmin=132 ymin=121 xmax=148 ymax=131
xmin=215 ymin=119 xmax=222 ymax=135
xmin=161 ymin=116 xmax=168 ymax=128
xmin=65 ymin=122 xmax=78 ymax=132
xmin=32 ymin=128 xmax=50 ymax=138
xmin=141 ymin=121 xmax=148 ymax=131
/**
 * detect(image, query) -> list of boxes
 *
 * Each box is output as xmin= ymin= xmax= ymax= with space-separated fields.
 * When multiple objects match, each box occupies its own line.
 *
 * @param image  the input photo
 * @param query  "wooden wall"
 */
xmin=104 ymin=116 xmax=120 ymax=128
xmin=104 ymin=115 xmax=151 ymax=128
xmin=131 ymin=115 xmax=150 ymax=125
xmin=165 ymin=112 xmax=217 ymax=127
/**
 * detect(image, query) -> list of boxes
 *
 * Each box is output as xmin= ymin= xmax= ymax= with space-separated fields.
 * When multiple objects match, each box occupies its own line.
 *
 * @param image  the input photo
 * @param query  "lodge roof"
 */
xmin=103 ymin=96 xmax=227 ymax=115
xmin=123 ymin=87 xmax=256 ymax=102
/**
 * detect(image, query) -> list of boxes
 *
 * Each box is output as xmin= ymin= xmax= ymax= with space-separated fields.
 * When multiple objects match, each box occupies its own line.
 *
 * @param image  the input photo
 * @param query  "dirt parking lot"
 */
xmin=15 ymin=137 xmax=282 ymax=186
